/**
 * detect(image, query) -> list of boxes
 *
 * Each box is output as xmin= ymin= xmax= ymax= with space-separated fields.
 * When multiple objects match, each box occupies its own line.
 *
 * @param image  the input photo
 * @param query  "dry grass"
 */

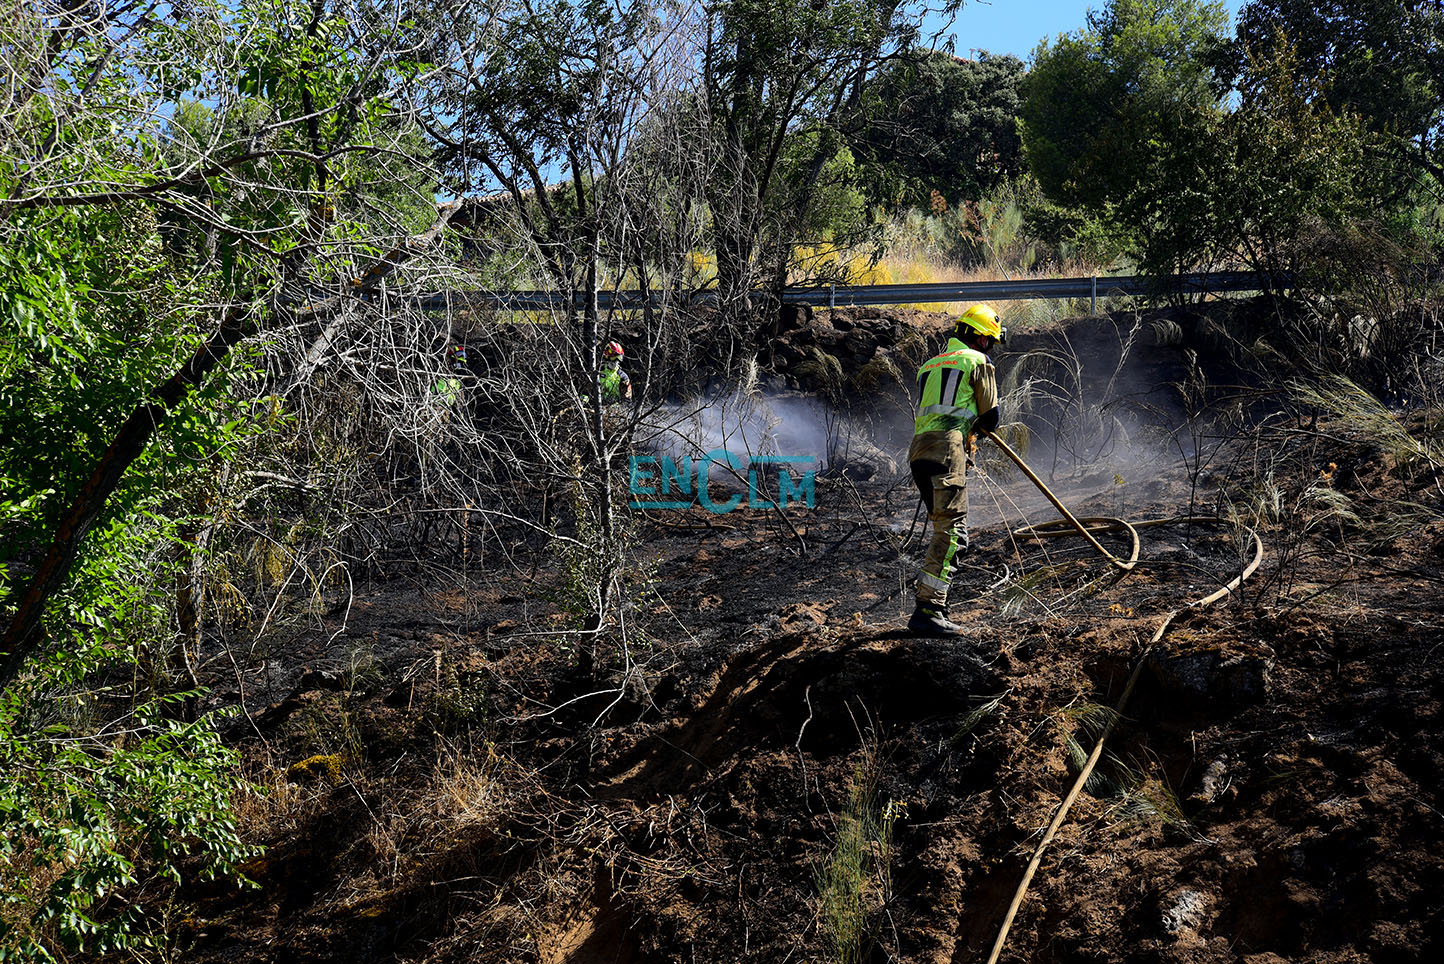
xmin=1292 ymin=375 xmax=1444 ymax=476
xmin=230 ymin=761 xmax=339 ymax=875
xmin=433 ymin=744 xmax=509 ymax=829
xmin=464 ymin=228 xmax=1120 ymax=329
xmin=881 ymin=258 xmax=1105 ymax=317
xmin=350 ymin=742 xmax=516 ymax=888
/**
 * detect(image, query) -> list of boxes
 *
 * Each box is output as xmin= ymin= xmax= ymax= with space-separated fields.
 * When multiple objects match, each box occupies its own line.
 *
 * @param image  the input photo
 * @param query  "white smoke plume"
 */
xmin=638 ymin=389 xmax=838 ymax=472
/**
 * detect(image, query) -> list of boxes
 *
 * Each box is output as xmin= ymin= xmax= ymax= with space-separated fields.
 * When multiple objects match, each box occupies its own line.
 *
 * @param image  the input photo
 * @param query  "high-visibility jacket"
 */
xmin=600 ymin=364 xmax=630 ymax=402
xmin=914 ymin=337 xmax=991 ymax=436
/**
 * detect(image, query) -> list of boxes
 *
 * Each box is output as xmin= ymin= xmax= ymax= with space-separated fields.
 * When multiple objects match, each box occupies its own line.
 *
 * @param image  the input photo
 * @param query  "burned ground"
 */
xmin=170 ymin=304 xmax=1444 ymax=964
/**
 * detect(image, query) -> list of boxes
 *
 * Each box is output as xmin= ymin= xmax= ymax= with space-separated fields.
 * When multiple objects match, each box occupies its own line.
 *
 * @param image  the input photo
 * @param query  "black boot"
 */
xmin=908 ymin=602 xmax=961 ymax=637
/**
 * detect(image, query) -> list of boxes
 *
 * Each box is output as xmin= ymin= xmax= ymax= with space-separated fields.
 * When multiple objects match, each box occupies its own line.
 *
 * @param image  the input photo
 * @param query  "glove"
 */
xmin=973 ymin=407 xmax=1000 ymax=435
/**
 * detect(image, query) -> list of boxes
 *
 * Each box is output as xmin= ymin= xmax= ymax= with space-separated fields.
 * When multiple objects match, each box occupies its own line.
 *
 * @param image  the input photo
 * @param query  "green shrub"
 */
xmin=0 ymin=694 xmax=256 ymax=961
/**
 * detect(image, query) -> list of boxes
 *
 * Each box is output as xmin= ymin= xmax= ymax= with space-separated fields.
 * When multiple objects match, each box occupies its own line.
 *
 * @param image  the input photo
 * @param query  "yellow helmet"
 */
xmin=955 ymin=303 xmax=1004 ymax=342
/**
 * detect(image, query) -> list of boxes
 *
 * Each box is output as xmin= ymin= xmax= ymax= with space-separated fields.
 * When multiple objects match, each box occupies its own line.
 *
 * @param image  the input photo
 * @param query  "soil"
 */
xmin=172 ymin=303 xmax=1444 ymax=964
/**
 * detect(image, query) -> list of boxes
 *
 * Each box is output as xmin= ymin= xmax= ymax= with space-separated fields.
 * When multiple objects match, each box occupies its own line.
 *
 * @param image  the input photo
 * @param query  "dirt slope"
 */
xmin=174 ymin=305 xmax=1444 ymax=964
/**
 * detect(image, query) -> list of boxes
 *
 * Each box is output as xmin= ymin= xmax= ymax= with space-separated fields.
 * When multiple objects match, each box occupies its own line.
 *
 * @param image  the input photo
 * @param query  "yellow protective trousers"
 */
xmin=909 ymin=430 xmax=970 ymax=605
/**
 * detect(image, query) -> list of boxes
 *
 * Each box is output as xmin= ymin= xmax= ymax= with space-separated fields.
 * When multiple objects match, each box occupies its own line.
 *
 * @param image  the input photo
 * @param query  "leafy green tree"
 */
xmin=0 ymin=189 xmax=265 ymax=964
xmin=1020 ymin=0 xmax=1231 ymax=214
xmin=0 ymin=1 xmax=452 ymax=955
xmin=779 ymin=131 xmax=870 ymax=253
xmin=701 ymin=0 xmax=938 ymax=311
xmin=852 ymin=49 xmax=1026 ymax=208
xmin=1107 ymin=25 xmax=1383 ymax=281
xmin=1207 ymin=39 xmax=1381 ymax=280
xmin=1 ymin=0 xmax=441 ymax=684
xmin=1234 ymin=0 xmax=1444 ymax=195
xmin=1020 ymin=0 xmax=1407 ymax=283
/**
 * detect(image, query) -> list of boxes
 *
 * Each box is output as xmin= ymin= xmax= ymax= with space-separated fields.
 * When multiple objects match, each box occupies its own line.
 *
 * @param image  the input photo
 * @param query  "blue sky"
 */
xmin=922 ymin=0 xmax=1246 ymax=62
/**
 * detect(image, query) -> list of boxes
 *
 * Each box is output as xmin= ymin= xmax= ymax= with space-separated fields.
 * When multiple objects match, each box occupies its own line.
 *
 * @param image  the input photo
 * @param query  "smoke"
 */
xmin=638 ymin=389 xmax=839 ymax=472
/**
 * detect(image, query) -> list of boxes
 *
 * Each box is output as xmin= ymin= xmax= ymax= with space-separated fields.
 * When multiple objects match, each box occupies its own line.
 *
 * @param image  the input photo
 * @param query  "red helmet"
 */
xmin=603 ymin=340 xmax=624 ymax=360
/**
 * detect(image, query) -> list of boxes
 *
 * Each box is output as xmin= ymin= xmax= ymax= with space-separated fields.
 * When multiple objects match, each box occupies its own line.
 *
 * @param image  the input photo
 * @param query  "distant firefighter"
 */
xmin=908 ymin=304 xmax=1005 ymax=637
xmin=601 ymin=340 xmax=632 ymax=402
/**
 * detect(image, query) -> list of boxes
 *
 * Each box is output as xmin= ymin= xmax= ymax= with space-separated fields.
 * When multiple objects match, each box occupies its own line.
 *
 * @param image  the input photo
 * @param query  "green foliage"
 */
xmin=959 ymin=178 xmax=1048 ymax=271
xmin=1021 ymin=0 xmax=1231 ymax=214
xmin=1022 ymin=194 xmax=1138 ymax=268
xmin=0 ymin=696 xmax=256 ymax=961
xmin=1246 ymin=66 xmax=1371 ymax=257
xmin=708 ymin=0 xmax=909 ymax=146
xmin=1 ymin=1 xmax=439 ymax=954
xmin=1020 ymin=0 xmax=1392 ymax=282
xmin=0 ymin=206 xmax=257 ymax=960
xmin=1019 ymin=0 xmax=1245 ymax=275
xmin=1149 ymin=36 xmax=1379 ymax=282
xmin=436 ymin=0 xmax=648 ymax=167
xmin=0 ymin=209 xmax=255 ymax=618
xmin=779 ymin=133 xmax=870 ymax=248
xmin=881 ymin=175 xmax=1115 ymax=272
xmin=1234 ymin=0 xmax=1444 ymax=196
xmin=815 ymin=741 xmax=899 ymax=964
xmin=852 ymin=49 xmax=1026 ymax=208
xmin=158 ymin=4 xmax=438 ymax=274
xmin=702 ymin=0 xmax=929 ymax=297
xmin=423 ymin=0 xmax=674 ymax=319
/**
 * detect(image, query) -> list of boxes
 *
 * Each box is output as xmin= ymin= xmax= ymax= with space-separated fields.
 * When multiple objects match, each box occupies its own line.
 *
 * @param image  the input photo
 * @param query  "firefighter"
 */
xmin=601 ymin=340 xmax=632 ymax=402
xmin=908 ymin=304 xmax=1005 ymax=637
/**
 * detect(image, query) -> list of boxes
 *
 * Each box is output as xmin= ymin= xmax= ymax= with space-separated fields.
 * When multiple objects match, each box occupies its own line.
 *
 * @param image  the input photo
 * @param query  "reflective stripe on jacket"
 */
xmin=914 ymin=337 xmax=988 ymax=435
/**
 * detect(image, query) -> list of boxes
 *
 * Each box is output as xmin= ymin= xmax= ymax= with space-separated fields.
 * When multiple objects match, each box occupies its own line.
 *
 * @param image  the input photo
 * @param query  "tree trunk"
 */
xmin=0 ymin=206 xmax=460 ymax=692
xmin=0 ymin=307 xmax=256 ymax=690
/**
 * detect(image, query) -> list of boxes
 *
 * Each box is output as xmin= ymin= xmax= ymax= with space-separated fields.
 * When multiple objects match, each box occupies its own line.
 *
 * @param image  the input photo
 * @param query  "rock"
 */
xmin=766 ymin=307 xmax=912 ymax=393
xmin=286 ymin=753 xmax=345 ymax=784
xmin=1161 ymin=888 xmax=1208 ymax=935
xmin=778 ymin=302 xmax=812 ymax=333
xmin=839 ymin=461 xmax=877 ymax=482
xmin=828 ymin=437 xmax=899 ymax=482
xmin=1148 ymin=644 xmax=1271 ymax=709
xmin=1192 ymin=755 xmax=1233 ymax=804
xmin=772 ymin=341 xmax=806 ymax=366
xmin=841 ymin=328 xmax=879 ymax=361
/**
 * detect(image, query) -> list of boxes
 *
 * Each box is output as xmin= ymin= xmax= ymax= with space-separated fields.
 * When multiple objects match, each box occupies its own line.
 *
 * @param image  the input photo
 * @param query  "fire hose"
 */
xmin=976 ymin=429 xmax=1265 ymax=964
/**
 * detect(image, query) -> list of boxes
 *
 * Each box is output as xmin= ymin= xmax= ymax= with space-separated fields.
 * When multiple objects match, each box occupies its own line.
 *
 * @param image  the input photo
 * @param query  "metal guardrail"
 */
xmin=413 ymin=271 xmax=1287 ymax=313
